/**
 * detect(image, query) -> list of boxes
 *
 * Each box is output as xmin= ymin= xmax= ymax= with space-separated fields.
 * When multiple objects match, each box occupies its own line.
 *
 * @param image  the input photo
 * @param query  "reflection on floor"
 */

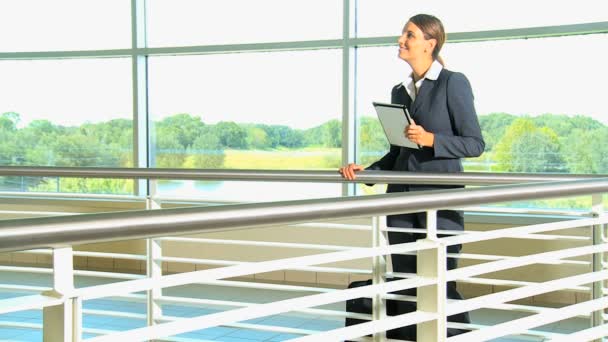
xmin=0 ymin=272 xmax=589 ymax=341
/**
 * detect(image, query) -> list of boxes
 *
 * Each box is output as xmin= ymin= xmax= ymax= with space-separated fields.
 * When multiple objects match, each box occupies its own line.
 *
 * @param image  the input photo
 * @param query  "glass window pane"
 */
xmin=149 ymin=50 xmax=342 ymax=202
xmin=148 ymin=0 xmax=342 ymax=47
xmin=356 ymin=0 xmax=608 ymax=37
xmin=0 ymin=58 xmax=133 ymax=194
xmin=0 ymin=1 xmax=131 ymax=52
xmin=356 ymin=34 xmax=608 ymax=209
xmin=0 ymin=0 xmax=131 ymax=52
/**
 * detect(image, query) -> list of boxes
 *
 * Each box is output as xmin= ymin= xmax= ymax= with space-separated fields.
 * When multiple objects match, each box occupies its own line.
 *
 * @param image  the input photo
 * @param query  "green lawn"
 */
xmin=223 ymin=148 xmax=341 ymax=169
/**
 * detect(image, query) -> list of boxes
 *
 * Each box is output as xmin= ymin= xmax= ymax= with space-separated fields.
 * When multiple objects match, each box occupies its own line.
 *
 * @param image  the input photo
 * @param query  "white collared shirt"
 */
xmin=402 ymin=59 xmax=443 ymax=102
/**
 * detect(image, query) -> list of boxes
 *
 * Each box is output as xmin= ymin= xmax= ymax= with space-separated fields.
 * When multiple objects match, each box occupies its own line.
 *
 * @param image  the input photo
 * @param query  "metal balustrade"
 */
xmin=0 ymin=167 xmax=606 ymax=341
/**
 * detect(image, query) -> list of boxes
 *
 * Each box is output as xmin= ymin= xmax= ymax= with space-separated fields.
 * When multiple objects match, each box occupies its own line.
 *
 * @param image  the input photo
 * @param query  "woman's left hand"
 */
xmin=405 ymin=120 xmax=434 ymax=147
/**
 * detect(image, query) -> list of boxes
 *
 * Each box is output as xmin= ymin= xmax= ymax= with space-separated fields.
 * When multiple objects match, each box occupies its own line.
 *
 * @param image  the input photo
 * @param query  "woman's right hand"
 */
xmin=338 ymin=163 xmax=364 ymax=180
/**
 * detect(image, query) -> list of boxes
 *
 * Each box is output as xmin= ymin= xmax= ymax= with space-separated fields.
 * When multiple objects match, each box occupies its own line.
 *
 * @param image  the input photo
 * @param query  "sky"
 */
xmin=0 ymin=0 xmax=606 ymax=129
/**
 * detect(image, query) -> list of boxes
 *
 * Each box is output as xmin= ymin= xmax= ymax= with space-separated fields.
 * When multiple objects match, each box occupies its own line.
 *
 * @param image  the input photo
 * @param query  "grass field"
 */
xmin=223 ymin=148 xmax=341 ymax=169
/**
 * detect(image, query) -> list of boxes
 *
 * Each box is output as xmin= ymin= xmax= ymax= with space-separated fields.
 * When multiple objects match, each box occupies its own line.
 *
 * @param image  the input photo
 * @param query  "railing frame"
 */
xmin=0 ymin=168 xmax=607 ymax=341
xmin=592 ymin=193 xmax=606 ymax=341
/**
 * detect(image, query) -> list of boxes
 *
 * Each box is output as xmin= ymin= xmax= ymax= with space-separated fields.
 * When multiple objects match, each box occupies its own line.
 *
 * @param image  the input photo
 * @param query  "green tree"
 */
xmin=304 ymin=120 xmax=341 ymax=148
xmin=478 ymin=113 xmax=516 ymax=152
xmin=279 ymin=126 xmax=304 ymax=148
xmin=15 ymin=120 xmax=66 ymax=166
xmin=215 ymin=121 xmax=247 ymax=149
xmin=533 ymin=114 xmax=603 ymax=138
xmin=358 ymin=116 xmax=389 ymax=165
xmin=186 ymin=129 xmax=225 ymax=169
xmin=154 ymin=130 xmax=186 ymax=168
xmin=359 ymin=116 xmax=388 ymax=152
xmin=0 ymin=112 xmax=20 ymax=132
xmin=28 ymin=119 xmax=60 ymax=135
xmin=52 ymin=134 xmax=120 ymax=167
xmin=245 ymin=124 xmax=304 ymax=149
xmin=256 ymin=124 xmax=281 ymax=148
xmin=563 ymin=127 xmax=608 ymax=174
xmin=246 ymin=126 xmax=270 ymax=150
xmin=494 ymin=118 xmax=566 ymax=172
xmin=0 ymin=113 xmax=19 ymax=165
xmin=156 ymin=114 xmax=205 ymax=148
xmin=322 ymin=119 xmax=341 ymax=148
xmin=80 ymin=120 xmax=132 ymax=167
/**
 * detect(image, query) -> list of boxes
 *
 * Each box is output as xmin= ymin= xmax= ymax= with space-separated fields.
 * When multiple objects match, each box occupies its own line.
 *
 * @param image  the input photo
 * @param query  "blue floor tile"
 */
xmin=0 ymin=293 xmax=22 ymax=300
xmin=82 ymin=314 xmax=118 ymax=327
xmin=258 ymin=315 xmax=312 ymax=328
xmin=183 ymin=326 xmax=238 ymax=339
xmin=0 ymin=310 xmax=40 ymax=320
xmin=240 ymin=316 xmax=268 ymax=325
xmin=225 ymin=328 xmax=279 ymax=341
xmin=214 ymin=336 xmax=261 ymax=342
xmin=0 ymin=328 xmax=34 ymax=340
xmin=0 ymin=331 xmax=21 ymax=339
xmin=296 ymin=319 xmax=343 ymax=331
xmin=13 ymin=330 xmax=41 ymax=341
xmin=268 ymin=333 xmax=305 ymax=341
xmin=102 ymin=317 xmax=146 ymax=330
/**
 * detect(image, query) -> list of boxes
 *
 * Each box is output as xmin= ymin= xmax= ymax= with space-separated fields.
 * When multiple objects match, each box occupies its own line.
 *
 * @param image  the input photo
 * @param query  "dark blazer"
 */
xmin=367 ymin=68 xmax=485 ymax=193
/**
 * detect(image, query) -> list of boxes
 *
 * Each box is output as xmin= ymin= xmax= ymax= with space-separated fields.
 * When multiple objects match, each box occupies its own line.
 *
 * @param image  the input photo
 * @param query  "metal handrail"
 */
xmin=0 ymin=166 xmax=603 ymax=185
xmin=0 ymin=177 xmax=607 ymax=253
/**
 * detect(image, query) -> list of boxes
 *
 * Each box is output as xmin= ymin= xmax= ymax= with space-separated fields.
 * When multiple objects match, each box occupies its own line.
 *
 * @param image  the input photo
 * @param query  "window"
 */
xmin=148 ymin=50 xmax=342 ymax=201
xmin=0 ymin=1 xmax=130 ymax=52
xmin=0 ymin=58 xmax=133 ymax=194
xmin=148 ymin=0 xmax=342 ymax=47
xmin=356 ymin=0 xmax=607 ymax=37
xmin=1 ymin=2 xmax=605 ymax=207
xmin=355 ymin=34 xmax=608 ymax=208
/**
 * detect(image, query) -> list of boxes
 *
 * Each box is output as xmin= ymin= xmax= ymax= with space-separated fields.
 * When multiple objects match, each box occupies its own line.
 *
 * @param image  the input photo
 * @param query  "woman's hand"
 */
xmin=405 ymin=119 xmax=434 ymax=147
xmin=338 ymin=163 xmax=364 ymax=180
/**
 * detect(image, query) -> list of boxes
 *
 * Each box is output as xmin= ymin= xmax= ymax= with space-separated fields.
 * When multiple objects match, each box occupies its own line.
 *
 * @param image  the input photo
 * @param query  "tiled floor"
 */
xmin=0 ymin=271 xmax=591 ymax=341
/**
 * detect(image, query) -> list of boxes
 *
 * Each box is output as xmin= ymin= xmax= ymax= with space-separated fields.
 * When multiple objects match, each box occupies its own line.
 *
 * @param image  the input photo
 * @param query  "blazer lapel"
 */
xmin=412 ymin=79 xmax=435 ymax=115
xmin=394 ymin=85 xmax=413 ymax=109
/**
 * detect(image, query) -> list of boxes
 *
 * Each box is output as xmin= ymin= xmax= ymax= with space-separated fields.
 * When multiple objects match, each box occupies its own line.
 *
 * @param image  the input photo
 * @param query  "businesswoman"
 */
xmin=339 ymin=14 xmax=485 ymax=339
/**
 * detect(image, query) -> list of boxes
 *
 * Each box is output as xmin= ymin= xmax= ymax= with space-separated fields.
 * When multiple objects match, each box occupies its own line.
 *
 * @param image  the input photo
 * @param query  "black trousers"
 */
xmin=385 ymin=210 xmax=470 ymax=340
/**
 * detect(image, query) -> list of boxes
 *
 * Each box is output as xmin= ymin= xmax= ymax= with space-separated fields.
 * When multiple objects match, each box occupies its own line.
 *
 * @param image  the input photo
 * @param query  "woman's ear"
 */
xmin=427 ymin=38 xmax=437 ymax=54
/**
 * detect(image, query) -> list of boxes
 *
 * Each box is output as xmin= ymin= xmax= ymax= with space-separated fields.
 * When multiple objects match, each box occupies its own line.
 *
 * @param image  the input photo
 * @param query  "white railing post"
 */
xmin=73 ymin=297 xmax=82 ymax=342
xmin=417 ymin=210 xmax=447 ymax=342
xmin=372 ymin=216 xmax=388 ymax=341
xmin=43 ymin=247 xmax=75 ymax=342
xmin=590 ymin=194 xmax=606 ymax=341
xmin=426 ymin=209 xmax=438 ymax=241
xmin=147 ymin=180 xmax=163 ymax=326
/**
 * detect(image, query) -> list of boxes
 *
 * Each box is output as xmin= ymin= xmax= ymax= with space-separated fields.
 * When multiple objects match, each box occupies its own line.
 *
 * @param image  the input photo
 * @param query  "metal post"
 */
xmin=146 ymin=179 xmax=163 ymax=326
xmin=43 ymin=247 xmax=74 ymax=342
xmin=132 ymin=0 xmax=150 ymax=198
xmin=591 ymin=194 xmax=605 ymax=341
xmin=372 ymin=216 xmax=387 ymax=341
xmin=341 ymin=0 xmax=356 ymax=197
xmin=417 ymin=210 xmax=447 ymax=342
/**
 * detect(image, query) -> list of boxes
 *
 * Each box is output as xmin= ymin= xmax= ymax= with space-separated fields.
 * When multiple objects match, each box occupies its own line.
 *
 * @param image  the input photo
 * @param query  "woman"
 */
xmin=339 ymin=14 xmax=484 ymax=339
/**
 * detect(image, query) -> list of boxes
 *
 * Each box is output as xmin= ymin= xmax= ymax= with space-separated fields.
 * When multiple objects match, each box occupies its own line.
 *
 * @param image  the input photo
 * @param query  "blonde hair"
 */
xmin=409 ymin=14 xmax=446 ymax=66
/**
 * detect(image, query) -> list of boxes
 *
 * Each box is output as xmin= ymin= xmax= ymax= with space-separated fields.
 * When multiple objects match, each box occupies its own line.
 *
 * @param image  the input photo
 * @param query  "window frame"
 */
xmin=0 ymin=0 xmax=605 ymax=199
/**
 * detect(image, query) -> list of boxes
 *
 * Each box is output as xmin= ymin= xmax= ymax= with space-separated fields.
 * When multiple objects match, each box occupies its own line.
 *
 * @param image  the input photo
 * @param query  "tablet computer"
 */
xmin=372 ymin=102 xmax=421 ymax=149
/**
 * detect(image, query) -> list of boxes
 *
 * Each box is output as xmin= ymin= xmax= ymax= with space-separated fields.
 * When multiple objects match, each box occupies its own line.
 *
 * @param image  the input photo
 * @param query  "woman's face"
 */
xmin=397 ymin=21 xmax=432 ymax=63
